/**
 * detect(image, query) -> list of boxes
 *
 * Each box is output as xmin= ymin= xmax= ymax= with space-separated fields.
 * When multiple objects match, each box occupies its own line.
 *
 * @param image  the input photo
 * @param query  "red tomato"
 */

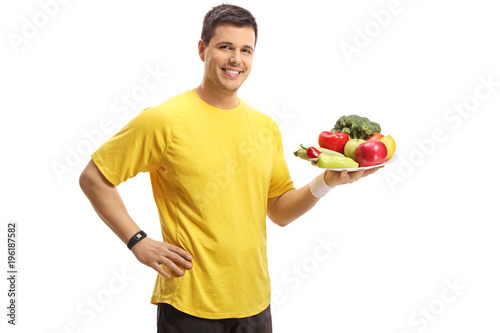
xmin=366 ymin=133 xmax=384 ymax=142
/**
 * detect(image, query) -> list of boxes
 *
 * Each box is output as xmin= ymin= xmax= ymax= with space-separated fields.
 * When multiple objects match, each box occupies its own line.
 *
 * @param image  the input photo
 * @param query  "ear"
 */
xmin=197 ymin=39 xmax=206 ymax=62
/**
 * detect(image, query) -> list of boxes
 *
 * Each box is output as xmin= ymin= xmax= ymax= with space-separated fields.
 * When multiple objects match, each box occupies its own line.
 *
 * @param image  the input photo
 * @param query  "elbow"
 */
xmin=79 ymin=159 xmax=115 ymax=194
xmin=267 ymin=194 xmax=296 ymax=227
xmin=274 ymin=220 xmax=290 ymax=227
xmin=276 ymin=218 xmax=295 ymax=227
xmin=268 ymin=214 xmax=294 ymax=227
xmin=269 ymin=203 xmax=303 ymax=226
xmin=79 ymin=160 xmax=105 ymax=195
xmin=79 ymin=168 xmax=91 ymax=194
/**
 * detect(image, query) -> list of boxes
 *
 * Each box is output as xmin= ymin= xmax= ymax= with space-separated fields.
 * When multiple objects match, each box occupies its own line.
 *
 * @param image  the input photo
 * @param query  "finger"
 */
xmin=361 ymin=166 xmax=384 ymax=177
xmin=166 ymin=252 xmax=193 ymax=269
xmin=347 ymin=170 xmax=361 ymax=183
xmin=340 ymin=169 xmax=349 ymax=182
xmin=352 ymin=169 xmax=366 ymax=181
xmin=164 ymin=247 xmax=193 ymax=269
xmin=154 ymin=264 xmax=172 ymax=279
xmin=167 ymin=244 xmax=193 ymax=261
xmin=343 ymin=169 xmax=363 ymax=183
xmin=160 ymin=258 xmax=185 ymax=276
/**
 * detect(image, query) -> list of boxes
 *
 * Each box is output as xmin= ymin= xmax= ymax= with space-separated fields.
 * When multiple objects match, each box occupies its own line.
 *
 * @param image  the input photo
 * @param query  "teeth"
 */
xmin=225 ymin=69 xmax=240 ymax=74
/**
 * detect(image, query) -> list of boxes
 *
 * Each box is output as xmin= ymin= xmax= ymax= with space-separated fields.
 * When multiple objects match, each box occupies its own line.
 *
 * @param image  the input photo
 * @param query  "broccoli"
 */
xmin=332 ymin=114 xmax=382 ymax=140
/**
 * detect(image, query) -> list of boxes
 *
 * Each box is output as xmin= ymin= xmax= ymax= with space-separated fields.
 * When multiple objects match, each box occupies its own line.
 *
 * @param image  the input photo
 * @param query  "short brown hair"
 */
xmin=201 ymin=4 xmax=258 ymax=47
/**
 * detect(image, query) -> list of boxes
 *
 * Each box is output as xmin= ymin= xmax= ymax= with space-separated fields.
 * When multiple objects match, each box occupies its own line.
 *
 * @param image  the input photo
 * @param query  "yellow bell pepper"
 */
xmin=380 ymin=135 xmax=396 ymax=160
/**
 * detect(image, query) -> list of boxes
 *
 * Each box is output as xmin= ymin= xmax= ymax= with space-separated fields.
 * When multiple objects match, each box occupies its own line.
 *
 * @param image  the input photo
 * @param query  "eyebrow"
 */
xmin=215 ymin=41 xmax=254 ymax=52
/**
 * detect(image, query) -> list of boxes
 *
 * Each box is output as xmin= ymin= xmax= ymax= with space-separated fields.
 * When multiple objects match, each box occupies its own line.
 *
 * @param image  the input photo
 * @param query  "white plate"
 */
xmin=315 ymin=153 xmax=398 ymax=172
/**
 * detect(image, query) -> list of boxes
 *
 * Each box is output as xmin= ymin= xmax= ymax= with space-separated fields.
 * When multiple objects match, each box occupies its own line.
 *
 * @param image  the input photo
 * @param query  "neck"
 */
xmin=194 ymin=83 xmax=239 ymax=110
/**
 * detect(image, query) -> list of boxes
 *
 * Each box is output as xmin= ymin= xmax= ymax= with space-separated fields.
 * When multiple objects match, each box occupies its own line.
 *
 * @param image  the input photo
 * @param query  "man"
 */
xmin=79 ymin=4 xmax=381 ymax=332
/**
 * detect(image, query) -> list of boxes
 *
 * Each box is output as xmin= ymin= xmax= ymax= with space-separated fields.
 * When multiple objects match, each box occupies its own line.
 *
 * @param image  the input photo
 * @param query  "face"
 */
xmin=199 ymin=23 xmax=255 ymax=94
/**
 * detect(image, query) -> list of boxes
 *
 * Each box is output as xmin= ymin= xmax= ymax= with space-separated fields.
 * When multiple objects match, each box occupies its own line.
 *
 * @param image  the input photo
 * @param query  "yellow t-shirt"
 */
xmin=92 ymin=89 xmax=295 ymax=319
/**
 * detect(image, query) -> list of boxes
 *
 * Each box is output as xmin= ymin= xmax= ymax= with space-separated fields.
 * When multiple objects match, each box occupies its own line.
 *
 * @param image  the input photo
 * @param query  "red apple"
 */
xmin=355 ymin=141 xmax=388 ymax=167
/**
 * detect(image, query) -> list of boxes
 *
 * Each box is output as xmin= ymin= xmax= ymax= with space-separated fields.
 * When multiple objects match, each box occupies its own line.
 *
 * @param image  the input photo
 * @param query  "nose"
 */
xmin=229 ymin=50 xmax=242 ymax=65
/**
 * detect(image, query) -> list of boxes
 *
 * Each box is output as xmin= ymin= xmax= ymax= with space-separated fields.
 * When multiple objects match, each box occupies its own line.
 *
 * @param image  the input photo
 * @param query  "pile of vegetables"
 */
xmin=294 ymin=114 xmax=396 ymax=169
xmin=333 ymin=115 xmax=382 ymax=140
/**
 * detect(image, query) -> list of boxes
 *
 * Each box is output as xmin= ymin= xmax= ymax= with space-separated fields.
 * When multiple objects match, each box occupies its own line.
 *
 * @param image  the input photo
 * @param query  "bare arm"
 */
xmin=79 ymin=159 xmax=192 ymax=278
xmin=267 ymin=167 xmax=382 ymax=227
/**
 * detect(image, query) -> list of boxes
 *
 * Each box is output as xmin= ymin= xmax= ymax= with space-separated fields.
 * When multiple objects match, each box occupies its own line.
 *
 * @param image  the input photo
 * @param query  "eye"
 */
xmin=220 ymin=45 xmax=231 ymax=50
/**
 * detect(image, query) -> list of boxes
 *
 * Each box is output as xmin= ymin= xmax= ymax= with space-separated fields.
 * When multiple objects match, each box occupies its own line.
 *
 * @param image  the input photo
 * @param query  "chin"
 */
xmin=221 ymin=83 xmax=243 ymax=93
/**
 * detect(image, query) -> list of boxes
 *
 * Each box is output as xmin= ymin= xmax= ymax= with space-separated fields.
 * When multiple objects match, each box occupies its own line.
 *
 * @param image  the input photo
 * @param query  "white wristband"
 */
xmin=309 ymin=171 xmax=335 ymax=198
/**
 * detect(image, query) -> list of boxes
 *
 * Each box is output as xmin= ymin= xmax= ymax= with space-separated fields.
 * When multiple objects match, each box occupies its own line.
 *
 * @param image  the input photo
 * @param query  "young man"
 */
xmin=79 ymin=4 xmax=381 ymax=332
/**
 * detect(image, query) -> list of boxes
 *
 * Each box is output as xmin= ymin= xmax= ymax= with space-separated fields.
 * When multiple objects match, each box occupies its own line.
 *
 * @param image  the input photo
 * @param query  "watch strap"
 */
xmin=127 ymin=230 xmax=147 ymax=250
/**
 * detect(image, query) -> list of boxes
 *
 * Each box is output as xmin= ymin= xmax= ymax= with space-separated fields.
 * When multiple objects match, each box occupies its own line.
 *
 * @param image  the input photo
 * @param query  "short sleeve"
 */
xmin=268 ymin=122 xmax=295 ymax=198
xmin=91 ymin=107 xmax=168 ymax=186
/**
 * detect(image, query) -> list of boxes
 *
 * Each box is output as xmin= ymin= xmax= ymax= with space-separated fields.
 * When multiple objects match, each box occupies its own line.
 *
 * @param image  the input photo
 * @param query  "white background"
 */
xmin=1 ymin=0 xmax=499 ymax=332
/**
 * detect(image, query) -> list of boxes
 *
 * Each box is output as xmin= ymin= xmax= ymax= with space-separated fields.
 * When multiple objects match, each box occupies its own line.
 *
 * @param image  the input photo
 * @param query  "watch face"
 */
xmin=135 ymin=233 xmax=143 ymax=240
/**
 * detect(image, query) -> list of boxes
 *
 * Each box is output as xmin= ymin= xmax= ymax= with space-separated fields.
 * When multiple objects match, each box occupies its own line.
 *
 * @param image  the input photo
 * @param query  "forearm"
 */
xmin=80 ymin=159 xmax=193 ymax=278
xmin=79 ymin=160 xmax=140 ymax=244
xmin=268 ymin=167 xmax=382 ymax=227
xmin=268 ymin=184 xmax=320 ymax=227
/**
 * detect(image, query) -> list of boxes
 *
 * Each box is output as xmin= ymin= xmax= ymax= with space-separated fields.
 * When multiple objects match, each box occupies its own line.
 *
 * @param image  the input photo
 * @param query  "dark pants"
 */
xmin=157 ymin=303 xmax=273 ymax=333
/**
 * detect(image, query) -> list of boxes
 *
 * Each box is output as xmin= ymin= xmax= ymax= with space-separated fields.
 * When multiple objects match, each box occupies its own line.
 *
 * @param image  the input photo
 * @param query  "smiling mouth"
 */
xmin=222 ymin=68 xmax=243 ymax=76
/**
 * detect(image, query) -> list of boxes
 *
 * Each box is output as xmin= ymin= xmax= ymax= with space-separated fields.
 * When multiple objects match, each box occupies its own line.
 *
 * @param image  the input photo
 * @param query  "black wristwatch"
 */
xmin=127 ymin=230 xmax=147 ymax=250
